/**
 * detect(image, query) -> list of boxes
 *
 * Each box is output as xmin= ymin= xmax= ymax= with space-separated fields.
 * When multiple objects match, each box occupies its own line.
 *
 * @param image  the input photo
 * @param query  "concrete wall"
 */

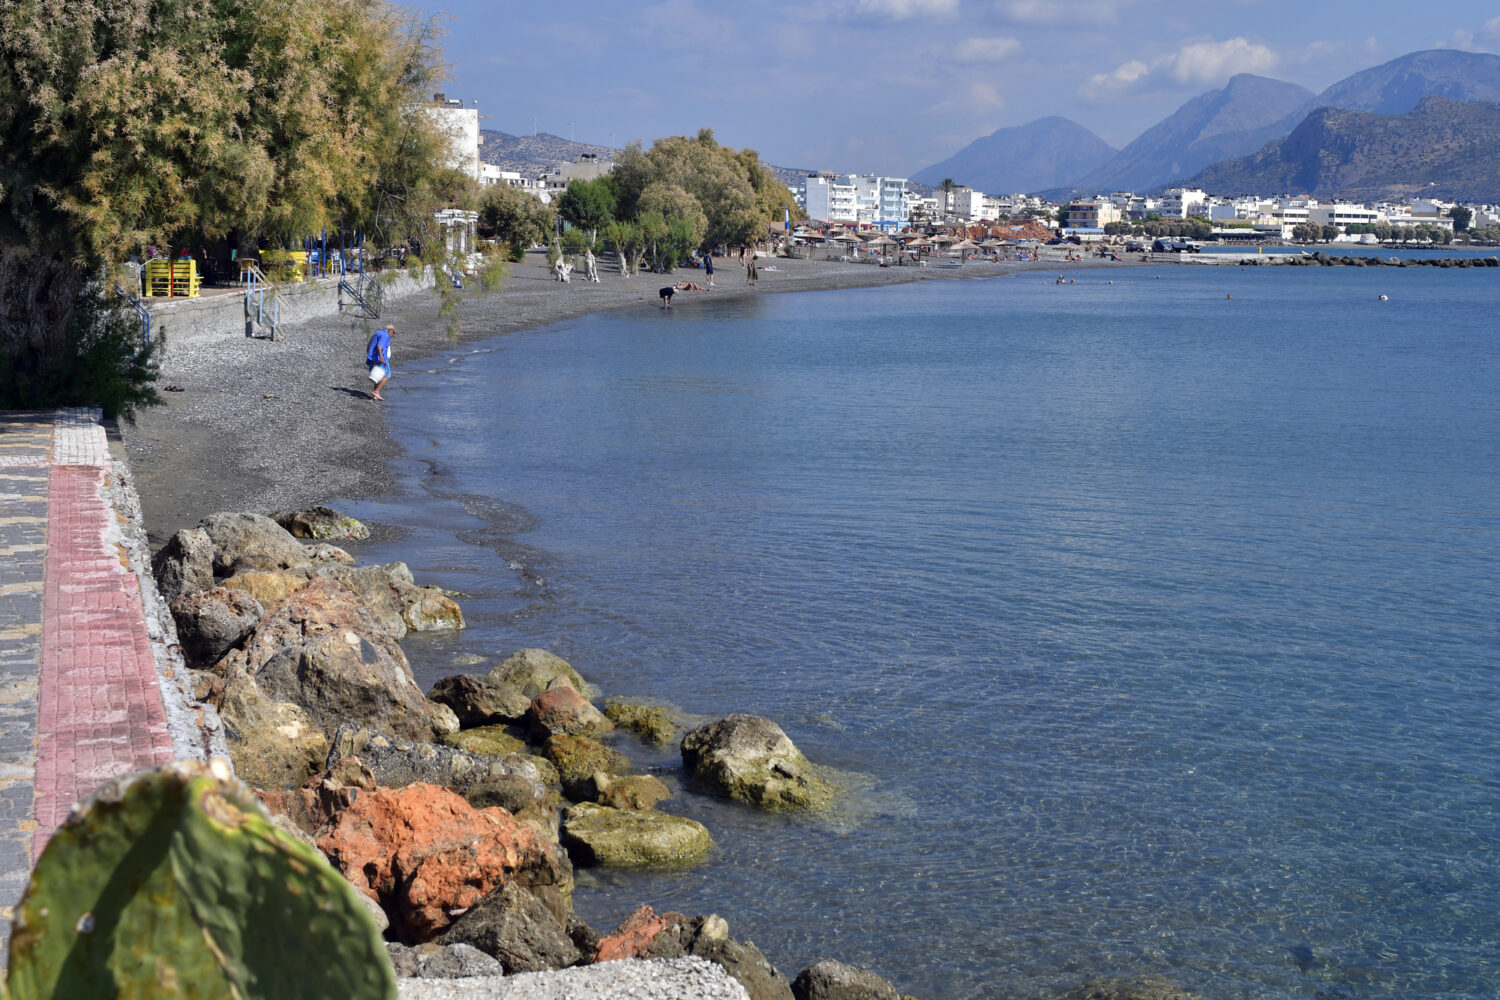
xmin=147 ymin=271 xmax=430 ymax=360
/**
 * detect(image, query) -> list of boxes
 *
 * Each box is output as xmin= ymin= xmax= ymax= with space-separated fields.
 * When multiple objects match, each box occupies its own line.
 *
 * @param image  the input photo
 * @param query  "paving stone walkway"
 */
xmin=0 ymin=409 xmax=176 ymax=959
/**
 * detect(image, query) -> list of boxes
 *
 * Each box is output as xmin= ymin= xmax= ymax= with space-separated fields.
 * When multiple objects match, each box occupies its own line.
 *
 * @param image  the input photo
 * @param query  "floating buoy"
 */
xmin=1379 ymin=294 xmax=1388 ymax=301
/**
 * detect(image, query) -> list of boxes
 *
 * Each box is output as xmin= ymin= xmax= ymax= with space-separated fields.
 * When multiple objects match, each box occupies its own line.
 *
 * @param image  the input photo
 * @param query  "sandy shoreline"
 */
xmin=122 ymin=249 xmax=1114 ymax=541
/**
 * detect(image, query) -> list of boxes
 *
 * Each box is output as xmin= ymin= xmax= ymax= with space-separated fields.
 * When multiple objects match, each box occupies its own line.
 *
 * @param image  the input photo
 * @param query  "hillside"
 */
xmin=1182 ymin=96 xmax=1500 ymax=201
xmin=1075 ymin=74 xmax=1314 ymax=192
xmin=912 ymin=117 xmax=1116 ymax=194
xmin=479 ymin=131 xmax=616 ymax=176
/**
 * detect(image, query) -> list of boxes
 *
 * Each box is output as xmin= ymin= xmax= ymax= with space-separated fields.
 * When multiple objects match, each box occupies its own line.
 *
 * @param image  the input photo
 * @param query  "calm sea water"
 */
xmin=343 ymin=263 xmax=1500 ymax=1000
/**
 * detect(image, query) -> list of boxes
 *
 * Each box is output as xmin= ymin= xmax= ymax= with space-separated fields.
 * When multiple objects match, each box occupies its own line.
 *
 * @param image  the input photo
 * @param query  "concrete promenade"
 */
xmin=0 ymin=409 xmax=195 ymax=959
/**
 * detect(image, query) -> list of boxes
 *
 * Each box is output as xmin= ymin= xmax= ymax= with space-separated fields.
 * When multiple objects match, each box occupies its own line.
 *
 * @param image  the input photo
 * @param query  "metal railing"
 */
xmin=338 ymin=270 xmax=382 ymax=318
xmin=111 ymin=280 xmax=154 ymax=346
xmin=244 ymin=264 xmax=281 ymax=340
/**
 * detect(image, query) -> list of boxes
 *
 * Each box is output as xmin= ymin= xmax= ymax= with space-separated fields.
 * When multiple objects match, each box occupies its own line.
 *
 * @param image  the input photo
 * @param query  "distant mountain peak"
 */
xmin=912 ymin=117 xmax=1115 ymax=195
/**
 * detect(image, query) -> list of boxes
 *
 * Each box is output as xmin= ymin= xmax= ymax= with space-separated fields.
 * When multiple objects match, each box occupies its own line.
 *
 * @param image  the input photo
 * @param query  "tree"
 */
xmin=0 ymin=0 xmax=458 ymax=410
xmin=1449 ymin=205 xmax=1472 ymax=233
xmin=556 ymin=176 xmax=619 ymax=238
xmin=478 ymin=185 xmax=554 ymax=255
xmin=940 ymin=177 xmax=955 ymax=215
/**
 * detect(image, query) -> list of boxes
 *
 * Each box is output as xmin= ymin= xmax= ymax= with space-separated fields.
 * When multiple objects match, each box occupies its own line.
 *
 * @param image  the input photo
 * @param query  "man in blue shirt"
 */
xmin=366 ymin=325 xmax=394 ymax=401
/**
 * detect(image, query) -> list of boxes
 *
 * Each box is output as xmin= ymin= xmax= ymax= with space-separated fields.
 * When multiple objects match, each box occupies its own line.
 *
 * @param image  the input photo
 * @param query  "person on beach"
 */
xmin=366 ymin=324 xmax=393 ymax=401
xmin=660 ymin=284 xmax=676 ymax=308
xmin=747 ymin=251 xmax=758 ymax=286
xmin=704 ymin=251 xmax=715 ymax=288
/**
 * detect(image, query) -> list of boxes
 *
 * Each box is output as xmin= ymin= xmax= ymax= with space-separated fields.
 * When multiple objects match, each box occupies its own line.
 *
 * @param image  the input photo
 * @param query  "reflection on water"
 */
xmin=343 ymin=266 xmax=1500 ymax=1000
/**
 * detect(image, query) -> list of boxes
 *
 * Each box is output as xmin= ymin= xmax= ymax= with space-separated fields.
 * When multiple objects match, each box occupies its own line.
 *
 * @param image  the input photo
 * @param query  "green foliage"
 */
xmin=612 ymin=129 xmax=794 ymax=249
xmin=7 ymin=760 xmax=393 ymax=999
xmin=559 ymin=227 xmax=590 ymax=255
xmin=478 ymin=184 xmax=554 ymax=254
xmin=1449 ymin=205 xmax=1472 ymax=232
xmin=556 ymin=177 xmax=619 ymax=234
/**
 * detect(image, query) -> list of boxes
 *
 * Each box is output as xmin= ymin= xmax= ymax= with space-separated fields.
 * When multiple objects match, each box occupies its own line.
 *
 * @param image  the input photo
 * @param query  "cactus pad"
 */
xmin=7 ymin=759 xmax=394 ymax=999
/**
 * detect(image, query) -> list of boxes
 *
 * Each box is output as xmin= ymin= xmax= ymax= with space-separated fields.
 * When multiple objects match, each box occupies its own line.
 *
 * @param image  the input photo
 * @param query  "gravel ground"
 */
xmin=120 ymin=250 xmax=1092 ymax=542
xmin=395 ymin=957 xmax=750 ymax=1000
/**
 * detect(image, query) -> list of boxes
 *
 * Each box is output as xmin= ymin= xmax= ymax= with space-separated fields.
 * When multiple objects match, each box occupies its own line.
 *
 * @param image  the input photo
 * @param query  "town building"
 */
xmin=424 ymin=93 xmax=482 ymax=181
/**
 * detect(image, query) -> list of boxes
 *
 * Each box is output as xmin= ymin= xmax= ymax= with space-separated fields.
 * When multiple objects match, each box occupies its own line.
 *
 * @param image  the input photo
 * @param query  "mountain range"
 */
xmin=1182 ymin=96 xmax=1500 ymax=203
xmin=919 ymin=48 xmax=1500 ymax=199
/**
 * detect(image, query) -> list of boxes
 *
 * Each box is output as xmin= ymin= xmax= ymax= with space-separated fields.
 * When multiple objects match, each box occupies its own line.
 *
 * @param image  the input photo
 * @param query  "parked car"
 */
xmin=1125 ymin=240 xmax=1146 ymax=252
xmin=1152 ymin=238 xmax=1200 ymax=253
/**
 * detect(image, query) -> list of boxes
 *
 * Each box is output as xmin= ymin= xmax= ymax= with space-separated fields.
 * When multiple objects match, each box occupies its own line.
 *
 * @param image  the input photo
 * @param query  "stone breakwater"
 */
xmin=1267 ymin=251 xmax=1500 ymax=267
xmin=150 ymin=503 xmax=924 ymax=1000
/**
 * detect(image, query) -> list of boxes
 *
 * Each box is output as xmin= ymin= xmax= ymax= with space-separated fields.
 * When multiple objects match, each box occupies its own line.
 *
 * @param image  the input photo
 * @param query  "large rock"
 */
xmin=221 ymin=568 xmax=313 ymax=608
xmin=428 ymin=673 xmax=532 ymax=726
xmin=587 ymin=772 xmax=671 ymax=812
xmin=152 ymin=526 xmax=214 ymax=601
xmin=168 ymin=586 xmax=263 ymax=669
xmin=387 ymin=941 xmax=504 ymax=979
xmin=197 ymin=511 xmax=313 ymax=576
xmin=272 ymin=505 xmax=371 ymax=541
xmin=440 ymin=725 xmax=526 ymax=758
xmin=561 ymin=803 xmax=712 ymax=869
xmin=243 ymin=579 xmax=432 ymax=741
xmin=436 ymin=881 xmax=580 ymax=974
xmin=317 ymin=782 xmax=567 ymax=943
xmin=326 ymin=726 xmax=551 ymax=817
xmin=303 ymin=542 xmax=356 ymax=565
xmin=488 ymin=648 xmax=592 ymax=699
xmin=681 ymin=715 xmax=835 ymax=812
xmin=791 ymin=960 xmax=900 ymax=1000
xmin=528 ymin=686 xmax=614 ymax=739
xmin=309 ymin=563 xmax=465 ymax=637
xmin=540 ymin=734 xmax=628 ymax=799
xmin=592 ymin=909 xmax=793 ymax=1000
xmin=216 ymin=668 xmax=329 ymax=790
xmin=604 ymin=699 xmax=679 ymax=747
xmin=400 ymin=586 xmax=466 ymax=632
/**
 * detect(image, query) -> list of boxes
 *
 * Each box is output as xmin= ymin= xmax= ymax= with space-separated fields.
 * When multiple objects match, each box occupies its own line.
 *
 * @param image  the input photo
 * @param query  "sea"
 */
xmin=341 ymin=259 xmax=1500 ymax=1000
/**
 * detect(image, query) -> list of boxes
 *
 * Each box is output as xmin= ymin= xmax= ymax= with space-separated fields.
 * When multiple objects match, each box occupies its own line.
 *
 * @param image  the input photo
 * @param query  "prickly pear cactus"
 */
xmin=7 ymin=759 xmax=394 ymax=999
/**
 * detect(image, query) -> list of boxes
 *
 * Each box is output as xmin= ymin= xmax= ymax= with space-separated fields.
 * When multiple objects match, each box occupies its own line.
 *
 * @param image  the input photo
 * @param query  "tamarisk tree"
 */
xmin=0 ymin=0 xmax=462 ymax=412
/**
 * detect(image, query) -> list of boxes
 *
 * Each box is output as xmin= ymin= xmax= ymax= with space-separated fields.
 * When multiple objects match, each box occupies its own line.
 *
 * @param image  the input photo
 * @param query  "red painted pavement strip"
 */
xmin=34 ymin=464 xmax=174 ymax=859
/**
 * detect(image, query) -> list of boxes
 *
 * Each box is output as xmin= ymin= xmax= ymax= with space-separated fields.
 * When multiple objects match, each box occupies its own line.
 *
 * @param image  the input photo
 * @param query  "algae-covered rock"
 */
xmin=604 ymin=699 xmax=679 ymax=746
xmin=402 ymin=586 xmax=465 ymax=632
xmin=271 ymin=505 xmax=371 ymax=541
xmin=441 ymin=725 xmax=526 ymax=757
xmin=681 ymin=714 xmax=835 ymax=812
xmin=489 ymin=648 xmax=592 ymax=699
xmin=540 ymin=734 xmax=627 ymax=797
xmin=8 ymin=759 xmax=394 ymax=999
xmin=561 ymin=803 xmax=712 ymax=868
xmin=586 ymin=772 xmax=671 ymax=811
xmin=221 ymin=568 xmax=313 ymax=608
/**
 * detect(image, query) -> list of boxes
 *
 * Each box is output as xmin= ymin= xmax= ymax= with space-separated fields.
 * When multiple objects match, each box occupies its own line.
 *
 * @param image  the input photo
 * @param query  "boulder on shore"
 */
xmin=386 ymin=941 xmax=503 ymax=979
xmin=271 ymin=505 xmax=371 ymax=541
xmin=152 ymin=527 xmax=214 ymax=601
xmin=540 ymin=734 xmax=628 ymax=799
xmin=586 ymin=772 xmax=671 ymax=812
xmin=792 ymin=959 xmax=901 ymax=1000
xmin=168 ymin=586 xmax=263 ymax=670
xmin=197 ymin=511 xmax=313 ymax=576
xmin=241 ymin=579 xmax=433 ymax=741
xmin=316 ymin=781 xmax=567 ymax=943
xmin=428 ymin=673 xmax=532 ymax=726
xmin=680 ymin=714 xmax=835 ymax=812
xmin=561 ymin=803 xmax=712 ymax=869
xmin=436 ymin=881 xmax=581 ymax=974
xmin=528 ymin=685 xmax=614 ymax=740
xmin=216 ymin=666 xmax=329 ymax=790
xmin=604 ymin=699 xmax=679 ymax=746
xmin=592 ymin=908 xmax=793 ymax=1000
xmin=488 ymin=648 xmax=592 ymax=699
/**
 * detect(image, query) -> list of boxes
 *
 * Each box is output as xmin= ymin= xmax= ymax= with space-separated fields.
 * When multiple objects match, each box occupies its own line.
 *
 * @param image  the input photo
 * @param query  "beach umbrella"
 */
xmin=951 ymin=238 xmax=981 ymax=261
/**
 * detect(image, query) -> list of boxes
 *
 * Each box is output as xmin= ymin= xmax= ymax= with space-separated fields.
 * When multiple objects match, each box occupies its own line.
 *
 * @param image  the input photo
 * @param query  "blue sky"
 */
xmin=403 ymin=1 xmax=1500 ymax=176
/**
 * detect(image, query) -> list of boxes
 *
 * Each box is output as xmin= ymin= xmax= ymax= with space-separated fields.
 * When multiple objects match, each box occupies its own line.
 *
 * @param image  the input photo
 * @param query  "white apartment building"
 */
xmin=852 ymin=175 xmax=911 ymax=228
xmin=1160 ymin=188 xmax=1207 ymax=218
xmin=950 ymin=186 xmax=986 ymax=221
xmin=538 ymin=153 xmax=613 ymax=197
xmin=1308 ymin=203 xmax=1381 ymax=228
xmin=802 ymin=174 xmax=859 ymax=224
xmin=1063 ymin=201 xmax=1122 ymax=229
xmin=424 ymin=94 xmax=482 ymax=181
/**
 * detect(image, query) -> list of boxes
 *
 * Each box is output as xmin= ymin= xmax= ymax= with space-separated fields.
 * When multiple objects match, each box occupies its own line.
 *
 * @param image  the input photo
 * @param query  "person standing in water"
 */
xmin=704 ymin=250 xmax=715 ymax=288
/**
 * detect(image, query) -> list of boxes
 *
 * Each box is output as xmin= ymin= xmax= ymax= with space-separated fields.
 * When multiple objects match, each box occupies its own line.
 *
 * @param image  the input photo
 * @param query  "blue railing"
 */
xmin=245 ymin=264 xmax=280 ymax=339
xmin=111 ymin=280 xmax=153 ymax=346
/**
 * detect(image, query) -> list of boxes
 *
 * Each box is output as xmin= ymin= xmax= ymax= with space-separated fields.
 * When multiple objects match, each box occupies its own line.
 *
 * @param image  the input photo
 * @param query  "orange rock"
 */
xmin=594 ymin=904 xmax=681 ymax=962
xmin=316 ymin=781 xmax=565 ymax=942
xmin=528 ymin=685 xmax=613 ymax=739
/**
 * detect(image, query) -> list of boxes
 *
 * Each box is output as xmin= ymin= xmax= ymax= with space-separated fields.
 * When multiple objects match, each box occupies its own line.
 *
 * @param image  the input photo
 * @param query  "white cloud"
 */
xmin=1448 ymin=16 xmax=1500 ymax=52
xmin=847 ymin=0 xmax=959 ymax=21
xmin=952 ymin=36 xmax=1021 ymax=63
xmin=994 ymin=0 xmax=1122 ymax=27
xmin=1082 ymin=36 xmax=1279 ymax=99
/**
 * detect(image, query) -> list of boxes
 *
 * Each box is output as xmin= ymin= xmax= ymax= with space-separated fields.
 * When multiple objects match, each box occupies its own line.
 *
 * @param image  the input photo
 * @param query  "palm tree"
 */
xmin=940 ymin=177 xmax=955 ymax=218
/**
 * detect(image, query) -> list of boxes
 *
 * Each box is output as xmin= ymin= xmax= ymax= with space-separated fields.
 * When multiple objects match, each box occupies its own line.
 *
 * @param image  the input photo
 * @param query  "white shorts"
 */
xmin=368 ymin=364 xmax=389 ymax=383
